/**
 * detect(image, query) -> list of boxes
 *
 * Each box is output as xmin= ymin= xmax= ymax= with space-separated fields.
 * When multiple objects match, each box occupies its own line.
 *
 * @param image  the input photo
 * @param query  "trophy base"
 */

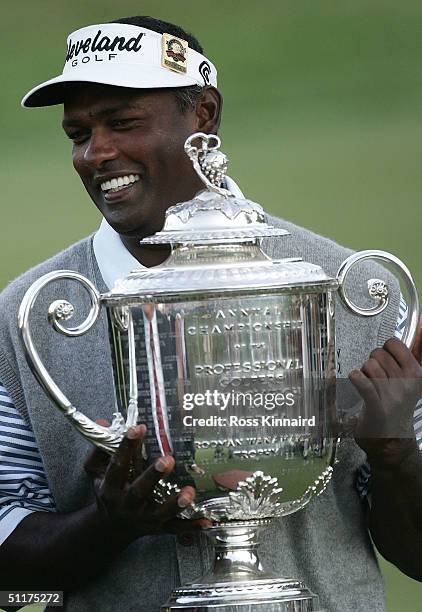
xmin=163 ymin=516 xmax=322 ymax=611
xmin=162 ymin=577 xmax=320 ymax=611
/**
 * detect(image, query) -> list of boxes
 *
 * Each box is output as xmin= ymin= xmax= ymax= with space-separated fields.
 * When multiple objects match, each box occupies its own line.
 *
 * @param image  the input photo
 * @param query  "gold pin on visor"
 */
xmin=161 ymin=33 xmax=188 ymax=74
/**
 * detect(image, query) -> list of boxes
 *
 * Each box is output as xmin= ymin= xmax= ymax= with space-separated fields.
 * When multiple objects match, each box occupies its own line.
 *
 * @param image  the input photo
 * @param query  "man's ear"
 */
xmin=195 ymin=86 xmax=223 ymax=134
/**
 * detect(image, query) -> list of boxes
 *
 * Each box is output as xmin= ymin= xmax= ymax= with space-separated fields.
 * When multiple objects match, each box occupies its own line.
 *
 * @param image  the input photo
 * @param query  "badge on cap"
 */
xmin=162 ymin=33 xmax=188 ymax=74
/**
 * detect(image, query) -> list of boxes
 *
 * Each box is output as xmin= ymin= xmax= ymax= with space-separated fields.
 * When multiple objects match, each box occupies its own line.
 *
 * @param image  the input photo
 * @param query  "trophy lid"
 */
xmin=141 ymin=133 xmax=288 ymax=246
xmin=106 ymin=257 xmax=336 ymax=301
xmin=141 ymin=189 xmax=290 ymax=245
xmin=103 ymin=133 xmax=337 ymax=302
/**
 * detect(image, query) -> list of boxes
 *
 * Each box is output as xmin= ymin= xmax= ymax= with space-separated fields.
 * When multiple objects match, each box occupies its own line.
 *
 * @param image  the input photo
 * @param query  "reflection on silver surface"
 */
xmin=108 ymin=291 xmax=337 ymax=514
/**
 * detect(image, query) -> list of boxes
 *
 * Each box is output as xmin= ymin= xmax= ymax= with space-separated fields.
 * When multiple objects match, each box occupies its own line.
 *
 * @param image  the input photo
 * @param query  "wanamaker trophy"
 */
xmin=18 ymin=133 xmax=420 ymax=611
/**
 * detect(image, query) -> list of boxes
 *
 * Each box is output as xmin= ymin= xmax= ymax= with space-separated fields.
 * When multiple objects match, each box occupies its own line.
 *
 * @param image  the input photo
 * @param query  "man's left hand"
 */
xmin=349 ymin=333 xmax=422 ymax=467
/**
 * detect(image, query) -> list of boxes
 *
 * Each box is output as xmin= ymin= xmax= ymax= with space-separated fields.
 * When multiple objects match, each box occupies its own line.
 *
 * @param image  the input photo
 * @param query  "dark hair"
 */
xmin=111 ymin=16 xmax=205 ymax=113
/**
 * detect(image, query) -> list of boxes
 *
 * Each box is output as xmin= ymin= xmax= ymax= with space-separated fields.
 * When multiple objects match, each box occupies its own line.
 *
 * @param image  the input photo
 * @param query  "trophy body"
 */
xmin=106 ymin=276 xmax=336 ymax=611
xmin=18 ymin=134 xmax=420 ymax=611
xmin=107 ymin=276 xmax=337 ymax=513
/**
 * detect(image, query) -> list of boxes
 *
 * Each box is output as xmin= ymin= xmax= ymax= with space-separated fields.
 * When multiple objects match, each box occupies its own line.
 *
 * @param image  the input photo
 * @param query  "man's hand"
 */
xmin=349 ymin=337 xmax=422 ymax=467
xmin=0 ymin=424 xmax=209 ymax=593
xmin=347 ymin=325 xmax=422 ymax=580
xmin=84 ymin=424 xmax=209 ymax=540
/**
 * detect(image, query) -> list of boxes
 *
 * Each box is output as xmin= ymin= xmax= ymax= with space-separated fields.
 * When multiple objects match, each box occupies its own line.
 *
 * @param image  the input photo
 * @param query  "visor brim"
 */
xmin=22 ymin=65 xmax=201 ymax=108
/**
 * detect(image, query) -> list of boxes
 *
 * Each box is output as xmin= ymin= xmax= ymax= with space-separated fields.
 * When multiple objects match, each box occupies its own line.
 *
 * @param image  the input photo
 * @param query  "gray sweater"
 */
xmin=0 ymin=217 xmax=400 ymax=611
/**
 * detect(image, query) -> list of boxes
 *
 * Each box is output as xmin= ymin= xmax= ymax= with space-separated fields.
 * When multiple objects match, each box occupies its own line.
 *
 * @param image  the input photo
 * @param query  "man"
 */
xmin=0 ymin=15 xmax=421 ymax=612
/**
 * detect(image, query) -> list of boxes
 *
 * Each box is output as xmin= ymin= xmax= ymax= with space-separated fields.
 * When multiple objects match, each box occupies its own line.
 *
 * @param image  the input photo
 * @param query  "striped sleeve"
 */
xmin=394 ymin=297 xmax=422 ymax=450
xmin=0 ymin=383 xmax=55 ymax=545
xmin=357 ymin=295 xmax=422 ymax=498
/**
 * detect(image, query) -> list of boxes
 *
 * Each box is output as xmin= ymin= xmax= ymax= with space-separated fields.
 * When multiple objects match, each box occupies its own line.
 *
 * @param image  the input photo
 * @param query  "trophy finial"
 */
xmin=184 ymin=132 xmax=231 ymax=197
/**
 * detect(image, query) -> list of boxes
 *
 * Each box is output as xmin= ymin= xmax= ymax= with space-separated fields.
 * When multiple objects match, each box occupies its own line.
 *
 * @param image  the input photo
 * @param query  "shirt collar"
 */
xmin=93 ymin=176 xmax=244 ymax=289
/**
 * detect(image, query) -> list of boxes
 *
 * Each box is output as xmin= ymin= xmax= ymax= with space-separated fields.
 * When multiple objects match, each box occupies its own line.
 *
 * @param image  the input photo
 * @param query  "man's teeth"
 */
xmin=101 ymin=174 xmax=140 ymax=193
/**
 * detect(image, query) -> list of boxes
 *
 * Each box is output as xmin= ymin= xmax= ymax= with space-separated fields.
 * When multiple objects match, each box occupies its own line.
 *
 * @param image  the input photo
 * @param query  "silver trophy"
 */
xmin=18 ymin=133 xmax=419 ymax=611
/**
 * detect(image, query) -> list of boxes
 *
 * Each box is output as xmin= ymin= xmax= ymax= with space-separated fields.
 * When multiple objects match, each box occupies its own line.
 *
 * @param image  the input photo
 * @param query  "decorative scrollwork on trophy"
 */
xmin=276 ymin=466 xmax=334 ymax=517
xmin=367 ymin=278 xmax=388 ymax=303
xmin=153 ymin=480 xmax=203 ymax=520
xmin=184 ymin=132 xmax=231 ymax=197
xmin=227 ymin=471 xmax=283 ymax=521
xmin=48 ymin=299 xmax=75 ymax=322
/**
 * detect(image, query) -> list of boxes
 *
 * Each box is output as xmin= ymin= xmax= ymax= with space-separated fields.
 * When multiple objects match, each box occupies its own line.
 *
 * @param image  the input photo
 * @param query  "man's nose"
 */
xmin=83 ymin=129 xmax=118 ymax=166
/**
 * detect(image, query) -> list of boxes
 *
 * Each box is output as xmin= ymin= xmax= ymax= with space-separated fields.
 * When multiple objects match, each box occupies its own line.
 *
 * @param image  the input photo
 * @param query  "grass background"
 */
xmin=1 ymin=1 xmax=422 ymax=609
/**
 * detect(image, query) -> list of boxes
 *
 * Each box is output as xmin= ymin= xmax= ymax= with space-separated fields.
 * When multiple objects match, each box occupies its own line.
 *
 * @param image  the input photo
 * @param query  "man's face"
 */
xmin=62 ymin=83 xmax=204 ymax=238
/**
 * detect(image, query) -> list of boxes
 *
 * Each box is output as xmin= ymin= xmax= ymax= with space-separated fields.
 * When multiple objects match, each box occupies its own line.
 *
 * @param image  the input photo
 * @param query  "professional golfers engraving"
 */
xmin=18 ymin=134 xmax=419 ymax=611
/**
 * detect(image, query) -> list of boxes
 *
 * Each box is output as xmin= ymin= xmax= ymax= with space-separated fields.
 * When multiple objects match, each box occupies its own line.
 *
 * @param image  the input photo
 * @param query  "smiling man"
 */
xmin=62 ymin=84 xmax=218 ymax=239
xmin=0 ymin=14 xmax=421 ymax=612
xmin=62 ymin=82 xmax=220 ymax=265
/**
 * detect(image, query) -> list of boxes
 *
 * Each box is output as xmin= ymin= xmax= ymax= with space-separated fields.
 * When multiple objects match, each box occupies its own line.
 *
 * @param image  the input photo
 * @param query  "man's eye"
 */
xmin=111 ymin=118 xmax=137 ymax=129
xmin=67 ymin=131 xmax=89 ymax=144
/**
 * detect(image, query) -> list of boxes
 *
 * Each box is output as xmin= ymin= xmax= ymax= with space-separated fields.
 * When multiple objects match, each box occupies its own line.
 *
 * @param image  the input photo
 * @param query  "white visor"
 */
xmin=22 ymin=23 xmax=218 ymax=107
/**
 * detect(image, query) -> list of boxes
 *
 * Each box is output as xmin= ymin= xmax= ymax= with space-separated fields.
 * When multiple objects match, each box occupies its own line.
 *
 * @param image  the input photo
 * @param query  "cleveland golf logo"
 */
xmin=65 ymin=29 xmax=145 ymax=67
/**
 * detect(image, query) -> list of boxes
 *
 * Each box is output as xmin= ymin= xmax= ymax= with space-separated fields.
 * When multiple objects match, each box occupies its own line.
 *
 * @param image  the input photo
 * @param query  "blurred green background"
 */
xmin=1 ymin=1 xmax=422 ymax=610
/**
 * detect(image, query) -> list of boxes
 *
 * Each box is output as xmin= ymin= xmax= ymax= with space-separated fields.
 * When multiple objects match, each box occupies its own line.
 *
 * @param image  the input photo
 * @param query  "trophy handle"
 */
xmin=18 ymin=270 xmax=125 ymax=454
xmin=336 ymin=250 xmax=420 ymax=348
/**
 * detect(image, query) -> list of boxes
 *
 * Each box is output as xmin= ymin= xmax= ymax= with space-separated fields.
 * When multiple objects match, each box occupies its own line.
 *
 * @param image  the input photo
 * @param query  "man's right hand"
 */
xmin=0 ymin=424 xmax=209 ymax=592
xmin=84 ymin=425 xmax=205 ymax=540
